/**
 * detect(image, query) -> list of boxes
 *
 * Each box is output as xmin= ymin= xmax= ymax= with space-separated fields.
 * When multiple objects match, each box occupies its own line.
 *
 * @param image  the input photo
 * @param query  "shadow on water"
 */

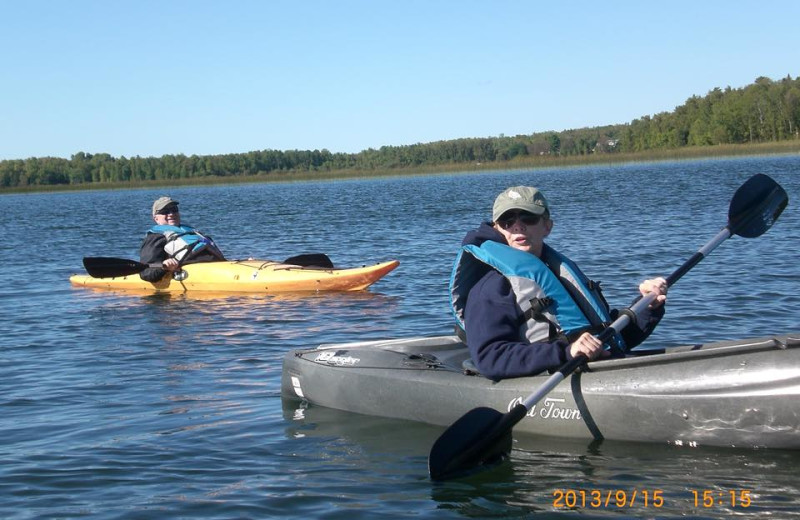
xmin=281 ymin=399 xmax=441 ymax=474
xmin=282 ymin=400 xmax=800 ymax=519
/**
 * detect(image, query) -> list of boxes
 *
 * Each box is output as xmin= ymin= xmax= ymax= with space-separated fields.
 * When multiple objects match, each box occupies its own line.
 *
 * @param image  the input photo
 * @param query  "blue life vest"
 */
xmin=450 ymin=240 xmax=626 ymax=352
xmin=148 ymin=224 xmax=224 ymax=263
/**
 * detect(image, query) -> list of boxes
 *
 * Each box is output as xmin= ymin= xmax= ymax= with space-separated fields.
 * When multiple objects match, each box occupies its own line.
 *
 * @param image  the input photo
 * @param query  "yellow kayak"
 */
xmin=70 ymin=259 xmax=399 ymax=294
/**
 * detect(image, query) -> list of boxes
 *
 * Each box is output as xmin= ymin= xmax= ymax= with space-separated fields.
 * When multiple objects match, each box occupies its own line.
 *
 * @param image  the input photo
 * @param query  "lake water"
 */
xmin=1 ymin=155 xmax=799 ymax=519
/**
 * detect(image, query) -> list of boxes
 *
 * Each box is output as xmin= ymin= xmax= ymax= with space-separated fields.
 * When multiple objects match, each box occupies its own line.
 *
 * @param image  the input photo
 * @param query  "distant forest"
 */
xmin=2 ymin=75 xmax=799 ymax=189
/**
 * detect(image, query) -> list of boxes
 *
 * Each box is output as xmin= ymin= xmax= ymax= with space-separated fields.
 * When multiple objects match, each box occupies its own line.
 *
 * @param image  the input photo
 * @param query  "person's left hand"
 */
xmin=639 ymin=277 xmax=668 ymax=308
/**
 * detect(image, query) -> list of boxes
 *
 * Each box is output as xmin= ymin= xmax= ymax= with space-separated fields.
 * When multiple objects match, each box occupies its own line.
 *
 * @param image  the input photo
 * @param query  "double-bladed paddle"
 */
xmin=82 ymin=253 xmax=335 ymax=279
xmin=428 ymin=173 xmax=788 ymax=481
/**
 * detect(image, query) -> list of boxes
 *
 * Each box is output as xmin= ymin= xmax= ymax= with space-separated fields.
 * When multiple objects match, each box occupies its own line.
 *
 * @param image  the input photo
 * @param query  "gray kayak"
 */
xmin=281 ymin=333 xmax=800 ymax=450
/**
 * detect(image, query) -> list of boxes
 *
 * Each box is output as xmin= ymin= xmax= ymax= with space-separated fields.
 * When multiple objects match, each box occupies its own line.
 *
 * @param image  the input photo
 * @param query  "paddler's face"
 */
xmin=494 ymin=210 xmax=552 ymax=256
xmin=153 ymin=205 xmax=181 ymax=226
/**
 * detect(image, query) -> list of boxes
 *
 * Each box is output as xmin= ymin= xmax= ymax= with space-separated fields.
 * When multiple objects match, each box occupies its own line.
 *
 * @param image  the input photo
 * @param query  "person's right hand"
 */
xmin=162 ymin=258 xmax=180 ymax=271
xmin=569 ymin=332 xmax=609 ymax=360
xmin=638 ymin=277 xmax=668 ymax=308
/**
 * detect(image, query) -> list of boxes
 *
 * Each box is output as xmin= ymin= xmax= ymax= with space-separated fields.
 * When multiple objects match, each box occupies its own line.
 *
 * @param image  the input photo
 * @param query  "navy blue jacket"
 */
xmin=461 ymin=222 xmax=663 ymax=380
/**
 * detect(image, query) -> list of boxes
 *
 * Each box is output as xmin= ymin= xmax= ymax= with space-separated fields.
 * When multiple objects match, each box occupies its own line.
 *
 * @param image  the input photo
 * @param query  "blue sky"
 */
xmin=1 ymin=1 xmax=798 ymax=160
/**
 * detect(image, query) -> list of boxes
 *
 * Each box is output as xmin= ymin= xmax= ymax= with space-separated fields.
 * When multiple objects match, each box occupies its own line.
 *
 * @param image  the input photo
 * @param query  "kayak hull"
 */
xmin=70 ymin=259 xmax=399 ymax=294
xmin=281 ymin=333 xmax=800 ymax=450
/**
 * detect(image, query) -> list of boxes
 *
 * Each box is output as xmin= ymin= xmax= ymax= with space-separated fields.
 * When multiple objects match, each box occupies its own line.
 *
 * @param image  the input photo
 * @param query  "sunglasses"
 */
xmin=156 ymin=206 xmax=179 ymax=215
xmin=496 ymin=211 xmax=543 ymax=229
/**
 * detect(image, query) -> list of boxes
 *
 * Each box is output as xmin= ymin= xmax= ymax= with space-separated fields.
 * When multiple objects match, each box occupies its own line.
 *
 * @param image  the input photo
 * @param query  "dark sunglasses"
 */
xmin=497 ymin=211 xmax=542 ymax=229
xmin=156 ymin=206 xmax=179 ymax=215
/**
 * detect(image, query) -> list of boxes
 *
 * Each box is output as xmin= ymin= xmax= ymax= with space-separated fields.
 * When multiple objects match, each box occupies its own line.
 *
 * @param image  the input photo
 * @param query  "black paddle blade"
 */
xmin=83 ymin=257 xmax=148 ymax=278
xmin=283 ymin=253 xmax=334 ymax=269
xmin=429 ymin=405 xmax=524 ymax=481
xmin=728 ymin=174 xmax=788 ymax=238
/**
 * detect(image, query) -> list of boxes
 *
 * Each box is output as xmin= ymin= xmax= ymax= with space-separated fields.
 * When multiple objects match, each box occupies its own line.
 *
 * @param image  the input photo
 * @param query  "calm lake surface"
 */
xmin=1 ymin=155 xmax=799 ymax=519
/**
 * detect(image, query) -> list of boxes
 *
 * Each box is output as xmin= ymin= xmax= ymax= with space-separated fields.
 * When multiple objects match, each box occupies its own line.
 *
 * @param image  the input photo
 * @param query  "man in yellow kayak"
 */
xmin=450 ymin=186 xmax=668 ymax=380
xmin=139 ymin=196 xmax=226 ymax=282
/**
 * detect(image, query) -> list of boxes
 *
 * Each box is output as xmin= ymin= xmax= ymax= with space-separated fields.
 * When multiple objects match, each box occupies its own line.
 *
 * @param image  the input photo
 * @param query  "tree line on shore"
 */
xmin=2 ymin=75 xmax=799 ymax=189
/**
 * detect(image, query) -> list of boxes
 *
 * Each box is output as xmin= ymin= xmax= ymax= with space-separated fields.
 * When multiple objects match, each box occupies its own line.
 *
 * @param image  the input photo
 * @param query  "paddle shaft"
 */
xmin=522 ymin=225 xmax=732 ymax=411
xmin=666 ymin=227 xmax=730 ymax=287
xmin=83 ymin=253 xmax=335 ymax=278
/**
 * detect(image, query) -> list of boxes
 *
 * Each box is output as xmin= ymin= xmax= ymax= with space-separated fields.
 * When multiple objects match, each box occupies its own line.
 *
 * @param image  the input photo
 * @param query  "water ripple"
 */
xmin=1 ymin=156 xmax=799 ymax=518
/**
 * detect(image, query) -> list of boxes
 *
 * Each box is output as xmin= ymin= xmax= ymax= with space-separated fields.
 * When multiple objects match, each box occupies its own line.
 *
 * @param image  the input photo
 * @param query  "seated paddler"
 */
xmin=139 ymin=196 xmax=226 ymax=282
xmin=450 ymin=186 xmax=668 ymax=380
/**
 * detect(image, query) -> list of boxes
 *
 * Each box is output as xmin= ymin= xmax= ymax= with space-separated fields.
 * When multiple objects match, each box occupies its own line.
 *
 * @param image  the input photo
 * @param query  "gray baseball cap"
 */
xmin=152 ymin=196 xmax=179 ymax=215
xmin=492 ymin=186 xmax=550 ymax=222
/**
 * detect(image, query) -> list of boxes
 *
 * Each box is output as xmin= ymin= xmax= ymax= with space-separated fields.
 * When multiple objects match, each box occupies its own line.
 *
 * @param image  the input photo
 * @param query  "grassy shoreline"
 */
xmin=3 ymin=140 xmax=799 ymax=194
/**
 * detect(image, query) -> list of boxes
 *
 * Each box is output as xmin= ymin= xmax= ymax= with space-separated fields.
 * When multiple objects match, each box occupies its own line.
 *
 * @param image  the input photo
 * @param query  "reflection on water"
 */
xmin=72 ymin=287 xmax=403 ymax=346
xmin=285 ymin=400 xmax=800 ymax=518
